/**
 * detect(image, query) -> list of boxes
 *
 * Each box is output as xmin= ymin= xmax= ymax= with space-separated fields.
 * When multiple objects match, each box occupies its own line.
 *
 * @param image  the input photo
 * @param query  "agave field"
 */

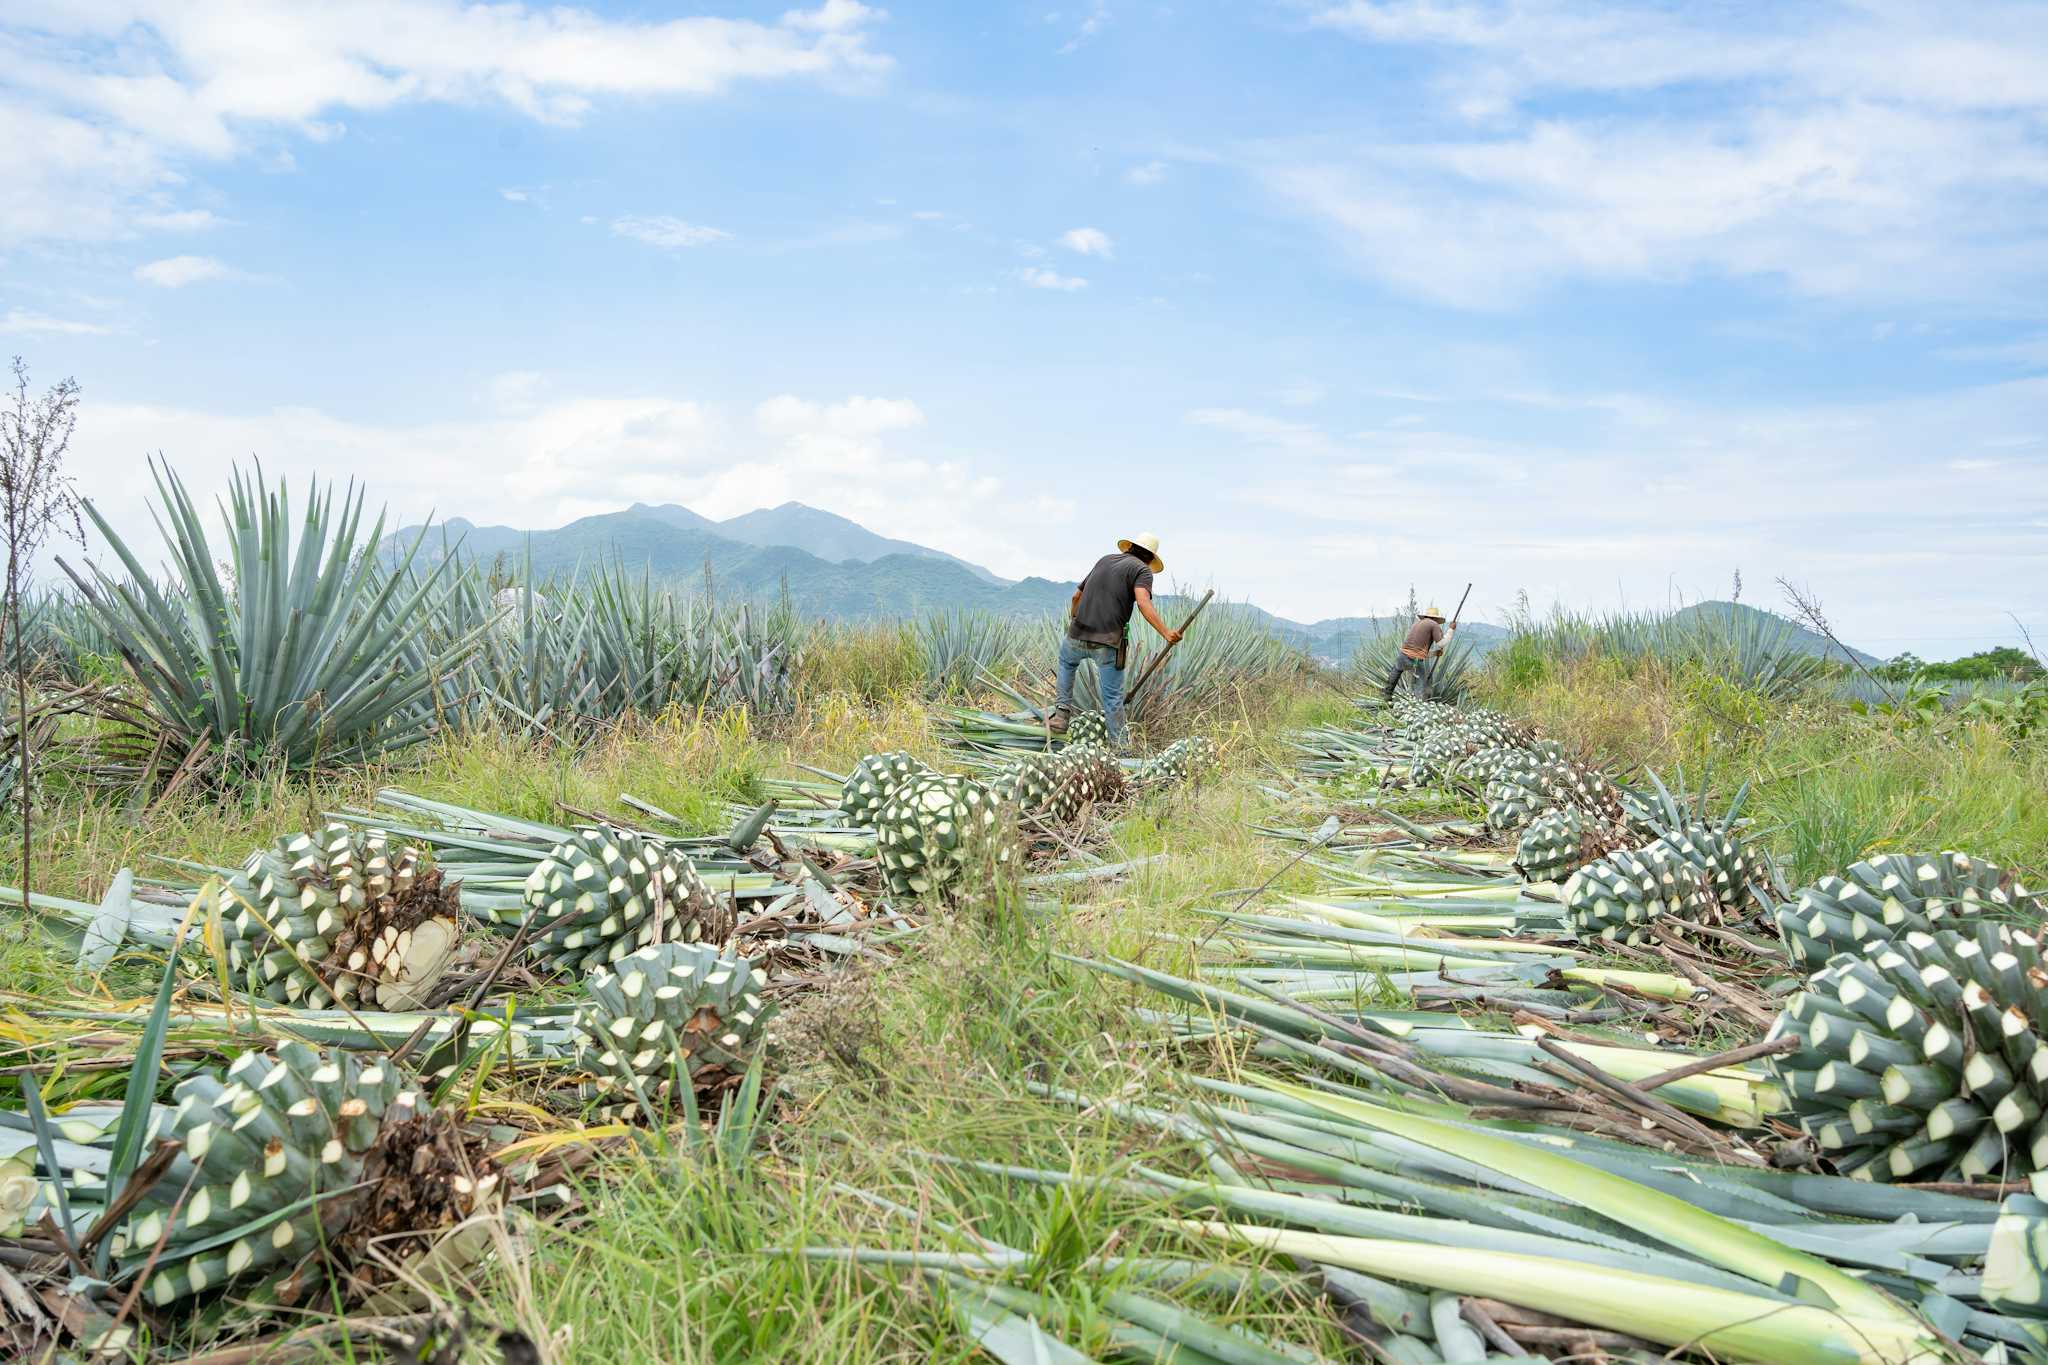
xmin=0 ymin=461 xmax=2044 ymax=1363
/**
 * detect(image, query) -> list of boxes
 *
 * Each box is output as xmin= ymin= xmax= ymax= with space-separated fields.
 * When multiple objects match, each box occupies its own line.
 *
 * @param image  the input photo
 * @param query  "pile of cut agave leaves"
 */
xmin=804 ymin=698 xmax=2048 ymax=1365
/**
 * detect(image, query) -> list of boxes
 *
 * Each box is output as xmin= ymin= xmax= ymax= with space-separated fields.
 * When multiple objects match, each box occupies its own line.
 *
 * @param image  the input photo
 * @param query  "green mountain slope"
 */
xmin=714 ymin=502 xmax=1005 ymax=585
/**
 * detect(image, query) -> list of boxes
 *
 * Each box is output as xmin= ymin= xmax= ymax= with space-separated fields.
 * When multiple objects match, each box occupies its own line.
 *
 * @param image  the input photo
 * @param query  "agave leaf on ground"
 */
xmin=64 ymin=461 xmax=487 ymax=774
xmin=1178 ymin=1224 xmax=1938 ymax=1365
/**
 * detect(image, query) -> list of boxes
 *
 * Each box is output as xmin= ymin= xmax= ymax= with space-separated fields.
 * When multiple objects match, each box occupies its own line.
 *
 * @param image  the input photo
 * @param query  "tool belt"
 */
xmin=1400 ymin=646 xmax=1428 ymax=661
xmin=1116 ymin=629 xmax=1129 ymax=670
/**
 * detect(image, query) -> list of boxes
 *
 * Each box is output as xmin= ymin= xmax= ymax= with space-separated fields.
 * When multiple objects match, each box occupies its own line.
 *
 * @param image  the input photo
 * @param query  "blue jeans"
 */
xmin=1055 ymin=636 xmax=1125 ymax=740
xmin=1383 ymin=654 xmax=1432 ymax=700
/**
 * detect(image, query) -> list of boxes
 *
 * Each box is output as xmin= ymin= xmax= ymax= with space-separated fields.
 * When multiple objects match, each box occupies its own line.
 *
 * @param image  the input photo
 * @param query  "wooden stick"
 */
xmin=1124 ymin=589 xmax=1215 ymax=706
xmin=1634 ymin=1035 xmax=1797 ymax=1093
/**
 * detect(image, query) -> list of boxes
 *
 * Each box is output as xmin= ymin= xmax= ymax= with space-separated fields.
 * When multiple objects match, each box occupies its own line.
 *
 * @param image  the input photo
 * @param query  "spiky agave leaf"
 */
xmin=1769 ymin=923 xmax=2048 ymax=1183
xmin=1773 ymin=851 xmax=2037 ymax=972
xmin=875 ymin=773 xmax=1012 ymax=899
xmin=113 ymin=1042 xmax=501 ymax=1307
xmin=1986 ymin=1189 xmax=2048 ymax=1330
xmin=1563 ymin=842 xmax=1716 ymax=945
xmin=840 ymin=750 xmax=934 ymax=827
xmin=64 ymin=461 xmax=485 ymax=773
xmin=202 ymin=823 xmax=462 ymax=1010
xmin=567 ymin=943 xmax=777 ymax=1123
xmin=522 ymin=825 xmax=735 ymax=974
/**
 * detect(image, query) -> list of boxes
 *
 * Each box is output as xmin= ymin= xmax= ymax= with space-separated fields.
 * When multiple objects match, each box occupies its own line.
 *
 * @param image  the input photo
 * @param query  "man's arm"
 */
xmin=1431 ymin=620 xmax=1455 ymax=656
xmin=1133 ymin=586 xmax=1181 ymax=644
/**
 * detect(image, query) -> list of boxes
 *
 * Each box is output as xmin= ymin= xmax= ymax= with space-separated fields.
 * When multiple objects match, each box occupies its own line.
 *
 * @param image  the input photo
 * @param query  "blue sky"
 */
xmin=4 ymin=0 xmax=2046 ymax=656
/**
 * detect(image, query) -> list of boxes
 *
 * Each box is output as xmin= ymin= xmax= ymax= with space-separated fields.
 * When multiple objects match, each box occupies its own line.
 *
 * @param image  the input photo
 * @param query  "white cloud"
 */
xmin=1276 ymin=1 xmax=2048 ymax=309
xmin=499 ymin=189 xmax=531 ymax=204
xmin=1018 ymin=266 xmax=1087 ymax=291
xmin=1 ymin=308 xmax=115 ymax=336
xmin=135 ymin=208 xmax=230 ymax=231
xmin=1276 ymin=381 xmax=1326 ymax=407
xmin=609 ymin=216 xmax=732 ymax=248
xmin=1186 ymin=407 xmax=1344 ymax=458
xmin=1057 ymin=2 xmax=1111 ymax=54
xmin=1125 ymin=160 xmax=1168 ymax=186
xmin=1058 ymin=226 xmax=1114 ymax=258
xmin=133 ymin=255 xmax=236 ymax=288
xmin=0 ymin=1 xmax=892 ymax=247
xmin=60 ymin=385 xmax=1055 ymax=584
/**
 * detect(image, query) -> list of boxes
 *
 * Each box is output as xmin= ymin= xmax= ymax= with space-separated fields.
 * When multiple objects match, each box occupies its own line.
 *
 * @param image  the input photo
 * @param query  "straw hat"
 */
xmin=1422 ymin=605 xmax=1445 ymax=620
xmin=1117 ymin=533 xmax=1164 ymax=573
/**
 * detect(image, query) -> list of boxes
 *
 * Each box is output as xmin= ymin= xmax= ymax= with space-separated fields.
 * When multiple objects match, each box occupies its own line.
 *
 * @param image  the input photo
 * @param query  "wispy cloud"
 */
xmin=1274 ymin=1 xmax=2048 ymax=310
xmin=135 ymin=208 xmax=230 ymax=231
xmin=1 ymin=308 xmax=116 ymax=336
xmin=1125 ymin=160 xmax=1168 ymax=186
xmin=0 ymin=1 xmax=894 ymax=248
xmin=133 ymin=255 xmax=237 ymax=288
xmin=1018 ymin=266 xmax=1088 ymax=291
xmin=610 ymin=216 xmax=732 ymax=248
xmin=1059 ymin=226 xmax=1114 ymax=258
xmin=1057 ymin=2 xmax=1111 ymax=55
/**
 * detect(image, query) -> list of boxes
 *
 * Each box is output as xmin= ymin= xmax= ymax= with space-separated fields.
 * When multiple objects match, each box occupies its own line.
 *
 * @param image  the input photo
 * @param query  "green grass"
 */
xmin=3 ymin=677 xmax=1352 ymax=1362
xmin=1479 ymin=652 xmax=2048 ymax=885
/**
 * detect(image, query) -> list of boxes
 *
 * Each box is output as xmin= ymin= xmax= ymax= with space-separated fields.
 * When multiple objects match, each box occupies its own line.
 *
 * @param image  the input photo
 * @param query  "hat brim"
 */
xmin=1116 ymin=539 xmax=1165 ymax=574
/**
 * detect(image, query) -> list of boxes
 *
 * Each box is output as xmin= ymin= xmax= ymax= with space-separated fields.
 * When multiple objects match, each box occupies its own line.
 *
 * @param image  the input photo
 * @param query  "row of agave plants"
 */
xmin=19 ymin=461 xmax=802 ymax=783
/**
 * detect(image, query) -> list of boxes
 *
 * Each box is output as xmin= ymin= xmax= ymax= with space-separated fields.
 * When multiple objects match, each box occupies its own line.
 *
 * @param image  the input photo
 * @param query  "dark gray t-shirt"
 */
xmin=1069 ymin=552 xmax=1154 ymax=645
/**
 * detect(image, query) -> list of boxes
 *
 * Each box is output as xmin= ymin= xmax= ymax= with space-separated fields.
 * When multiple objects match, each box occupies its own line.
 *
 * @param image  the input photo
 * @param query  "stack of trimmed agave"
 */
xmin=1558 ymin=776 xmax=1764 ymax=943
xmin=1770 ymin=915 xmax=2048 ymax=1182
xmin=1137 ymin=735 xmax=1220 ymax=786
xmin=522 ymin=825 xmax=735 ymax=974
xmin=1774 ymin=850 xmax=2032 ymax=971
xmin=1514 ymin=806 xmax=1629 ymax=885
xmin=567 ymin=943 xmax=776 ymax=1121
xmin=876 ymin=773 xmax=1012 ymax=898
xmin=1560 ymin=842 xmax=1716 ymax=945
xmin=116 ymin=1042 xmax=500 ymax=1308
xmin=200 ymin=823 xmax=463 ymax=1010
xmin=1483 ymin=752 xmax=1621 ymax=833
xmin=840 ymin=750 xmax=933 ymax=826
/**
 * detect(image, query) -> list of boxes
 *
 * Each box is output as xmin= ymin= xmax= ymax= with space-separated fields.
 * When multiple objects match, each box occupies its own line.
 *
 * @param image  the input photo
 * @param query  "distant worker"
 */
xmin=1050 ymin=533 xmax=1181 ymax=744
xmin=1383 ymin=603 xmax=1455 ymax=701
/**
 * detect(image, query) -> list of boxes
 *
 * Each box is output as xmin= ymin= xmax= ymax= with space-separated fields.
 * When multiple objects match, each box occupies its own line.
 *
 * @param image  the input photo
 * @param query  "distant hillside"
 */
xmin=1667 ymin=601 xmax=1884 ymax=669
xmin=384 ymin=508 xmax=1071 ymax=619
xmin=712 ymin=502 xmax=1005 ymax=586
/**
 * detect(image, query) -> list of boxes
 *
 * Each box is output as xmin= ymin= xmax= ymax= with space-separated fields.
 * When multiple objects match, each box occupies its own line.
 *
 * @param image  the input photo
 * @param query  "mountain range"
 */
xmin=383 ymin=502 xmax=1877 ymax=666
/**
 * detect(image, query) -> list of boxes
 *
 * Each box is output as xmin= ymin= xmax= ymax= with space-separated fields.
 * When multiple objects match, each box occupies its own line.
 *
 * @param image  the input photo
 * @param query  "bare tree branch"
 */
xmin=1776 ymin=576 xmax=1897 ymax=706
xmin=2 ymin=355 xmax=86 ymax=904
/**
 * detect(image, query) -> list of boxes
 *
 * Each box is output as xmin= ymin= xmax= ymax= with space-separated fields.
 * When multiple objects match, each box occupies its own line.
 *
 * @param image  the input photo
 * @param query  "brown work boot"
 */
xmin=1046 ymin=709 xmax=1071 ymax=734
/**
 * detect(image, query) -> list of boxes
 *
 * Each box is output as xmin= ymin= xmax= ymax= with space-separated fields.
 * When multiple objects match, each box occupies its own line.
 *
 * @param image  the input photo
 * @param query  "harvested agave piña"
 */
xmin=118 ymin=1042 xmax=500 ymax=1306
xmin=875 ymin=773 xmax=1011 ymax=898
xmin=201 ymin=823 xmax=461 ymax=1010
xmin=1562 ymin=842 xmax=1715 ymax=945
xmin=840 ymin=750 xmax=932 ymax=827
xmin=1514 ymin=807 xmax=1628 ymax=885
xmin=522 ymin=825 xmax=735 ymax=974
xmin=1770 ymin=923 xmax=2048 ymax=1182
xmin=1774 ymin=850 xmax=2037 ymax=972
xmin=567 ymin=943 xmax=775 ymax=1122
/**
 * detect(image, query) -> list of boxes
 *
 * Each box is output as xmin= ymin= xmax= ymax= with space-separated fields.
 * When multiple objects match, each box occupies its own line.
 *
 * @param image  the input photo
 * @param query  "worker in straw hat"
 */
xmin=1382 ymin=601 xmax=1456 ymax=702
xmin=1050 ymin=532 xmax=1181 ymax=744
